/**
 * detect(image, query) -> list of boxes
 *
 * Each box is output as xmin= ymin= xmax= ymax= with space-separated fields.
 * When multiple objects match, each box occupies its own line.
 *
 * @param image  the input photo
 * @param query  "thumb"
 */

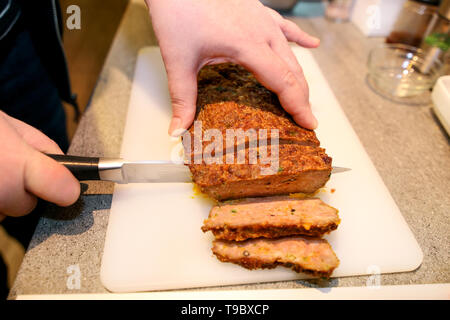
xmin=24 ymin=150 xmax=80 ymax=207
xmin=166 ymin=65 xmax=198 ymax=136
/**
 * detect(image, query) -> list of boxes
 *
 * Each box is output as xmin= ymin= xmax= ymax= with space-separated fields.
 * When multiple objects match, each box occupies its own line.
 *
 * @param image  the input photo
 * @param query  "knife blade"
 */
xmin=47 ymin=154 xmax=351 ymax=183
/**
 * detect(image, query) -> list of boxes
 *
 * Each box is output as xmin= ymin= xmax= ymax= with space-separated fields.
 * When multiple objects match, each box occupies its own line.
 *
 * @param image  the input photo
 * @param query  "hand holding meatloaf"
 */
xmin=144 ymin=0 xmax=320 ymax=135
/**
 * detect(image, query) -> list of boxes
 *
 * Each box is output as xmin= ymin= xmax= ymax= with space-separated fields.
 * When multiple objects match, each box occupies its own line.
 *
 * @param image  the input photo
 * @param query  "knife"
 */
xmin=47 ymin=154 xmax=351 ymax=183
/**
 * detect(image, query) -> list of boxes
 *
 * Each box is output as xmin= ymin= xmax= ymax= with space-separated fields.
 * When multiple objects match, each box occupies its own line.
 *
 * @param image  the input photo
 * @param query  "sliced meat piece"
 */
xmin=188 ymin=144 xmax=332 ymax=201
xmin=202 ymin=197 xmax=340 ymax=240
xmin=212 ymin=237 xmax=339 ymax=278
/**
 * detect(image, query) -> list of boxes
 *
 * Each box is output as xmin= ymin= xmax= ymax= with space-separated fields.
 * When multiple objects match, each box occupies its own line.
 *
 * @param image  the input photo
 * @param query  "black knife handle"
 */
xmin=46 ymin=154 xmax=100 ymax=181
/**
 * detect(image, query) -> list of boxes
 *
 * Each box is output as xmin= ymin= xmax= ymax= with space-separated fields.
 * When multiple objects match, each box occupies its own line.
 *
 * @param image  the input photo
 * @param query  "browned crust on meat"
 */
xmin=198 ymin=170 xmax=331 ymax=200
xmin=187 ymin=101 xmax=320 ymax=150
xmin=213 ymin=255 xmax=334 ymax=278
xmin=192 ymin=63 xmax=320 ymax=149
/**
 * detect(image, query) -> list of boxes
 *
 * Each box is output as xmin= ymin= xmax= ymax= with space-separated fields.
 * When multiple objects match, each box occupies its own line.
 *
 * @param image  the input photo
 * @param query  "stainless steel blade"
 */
xmin=331 ymin=166 xmax=352 ymax=174
xmin=121 ymin=160 xmax=192 ymax=183
xmin=98 ymin=159 xmax=191 ymax=183
xmin=98 ymin=159 xmax=351 ymax=183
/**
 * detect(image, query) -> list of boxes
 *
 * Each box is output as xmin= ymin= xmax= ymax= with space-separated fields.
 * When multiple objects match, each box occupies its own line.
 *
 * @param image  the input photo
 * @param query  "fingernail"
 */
xmin=312 ymin=116 xmax=318 ymax=130
xmin=168 ymin=117 xmax=182 ymax=136
xmin=312 ymin=37 xmax=320 ymax=46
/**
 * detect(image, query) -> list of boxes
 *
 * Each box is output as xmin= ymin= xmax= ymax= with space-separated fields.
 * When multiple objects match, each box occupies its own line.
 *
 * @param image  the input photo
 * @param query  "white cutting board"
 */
xmin=100 ymin=46 xmax=423 ymax=293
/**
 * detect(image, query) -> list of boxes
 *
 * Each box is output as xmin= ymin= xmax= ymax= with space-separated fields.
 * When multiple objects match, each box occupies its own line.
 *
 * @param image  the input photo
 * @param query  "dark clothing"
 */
xmin=0 ymin=0 xmax=79 ymax=113
xmin=0 ymin=0 xmax=79 ymax=298
xmin=0 ymin=24 xmax=69 ymax=150
xmin=0 ymin=0 xmax=74 ymax=149
xmin=0 ymin=0 xmax=20 ymax=41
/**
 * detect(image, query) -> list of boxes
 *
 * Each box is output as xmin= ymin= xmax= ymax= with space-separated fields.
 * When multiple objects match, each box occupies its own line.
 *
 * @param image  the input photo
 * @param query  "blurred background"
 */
xmin=56 ymin=0 xmax=449 ymax=141
xmin=49 ymin=0 xmax=450 ymax=141
xmin=60 ymin=0 xmax=129 ymax=141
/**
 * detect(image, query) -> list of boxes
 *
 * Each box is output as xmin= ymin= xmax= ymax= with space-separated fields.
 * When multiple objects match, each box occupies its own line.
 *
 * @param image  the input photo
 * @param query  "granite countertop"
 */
xmin=9 ymin=1 xmax=450 ymax=298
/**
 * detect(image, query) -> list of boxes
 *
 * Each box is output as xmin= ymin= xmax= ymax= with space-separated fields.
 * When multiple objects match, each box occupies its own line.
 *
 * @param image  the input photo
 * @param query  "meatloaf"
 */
xmin=202 ymin=196 xmax=340 ymax=240
xmin=212 ymin=237 xmax=340 ymax=277
xmin=188 ymin=144 xmax=332 ymax=200
xmin=186 ymin=63 xmax=332 ymax=200
xmin=185 ymin=63 xmax=320 ymax=153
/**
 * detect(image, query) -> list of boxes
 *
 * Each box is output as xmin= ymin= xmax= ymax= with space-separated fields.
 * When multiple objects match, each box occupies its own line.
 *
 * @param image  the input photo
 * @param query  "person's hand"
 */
xmin=145 ymin=0 xmax=320 ymax=135
xmin=0 ymin=111 xmax=80 ymax=221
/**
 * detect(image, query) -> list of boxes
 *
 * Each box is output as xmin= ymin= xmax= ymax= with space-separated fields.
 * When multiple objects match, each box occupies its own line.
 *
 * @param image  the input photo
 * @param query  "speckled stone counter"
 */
xmin=9 ymin=1 xmax=450 ymax=298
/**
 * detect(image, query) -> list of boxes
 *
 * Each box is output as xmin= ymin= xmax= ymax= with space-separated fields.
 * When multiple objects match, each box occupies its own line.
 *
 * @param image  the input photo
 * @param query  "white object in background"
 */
xmin=351 ymin=0 xmax=407 ymax=37
xmin=100 ymin=46 xmax=423 ymax=293
xmin=432 ymin=75 xmax=450 ymax=135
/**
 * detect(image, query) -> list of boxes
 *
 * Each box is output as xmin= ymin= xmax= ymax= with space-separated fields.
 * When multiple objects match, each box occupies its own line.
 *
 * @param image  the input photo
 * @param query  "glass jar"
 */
xmin=386 ymin=0 xmax=440 ymax=47
xmin=419 ymin=0 xmax=450 ymax=74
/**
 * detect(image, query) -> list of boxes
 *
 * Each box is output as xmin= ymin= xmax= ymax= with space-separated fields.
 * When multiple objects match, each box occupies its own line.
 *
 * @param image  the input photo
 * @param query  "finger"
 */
xmin=237 ymin=46 xmax=317 ymax=129
xmin=280 ymin=19 xmax=320 ymax=48
xmin=265 ymin=8 xmax=320 ymax=48
xmin=268 ymin=39 xmax=319 ymax=128
xmin=24 ymin=150 xmax=80 ymax=207
xmin=269 ymin=35 xmax=306 ymax=84
xmin=165 ymin=65 xmax=198 ymax=136
xmin=2 ymin=112 xmax=63 ymax=154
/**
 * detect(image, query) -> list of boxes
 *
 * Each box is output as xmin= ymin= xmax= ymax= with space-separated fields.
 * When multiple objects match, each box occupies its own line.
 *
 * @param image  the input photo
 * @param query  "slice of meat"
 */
xmin=212 ymin=237 xmax=339 ymax=277
xmin=202 ymin=197 xmax=340 ymax=240
xmin=188 ymin=144 xmax=332 ymax=200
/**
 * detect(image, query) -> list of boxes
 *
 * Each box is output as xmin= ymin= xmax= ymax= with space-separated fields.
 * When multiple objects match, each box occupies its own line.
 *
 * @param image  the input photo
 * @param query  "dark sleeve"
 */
xmin=0 ymin=0 xmax=21 ymax=41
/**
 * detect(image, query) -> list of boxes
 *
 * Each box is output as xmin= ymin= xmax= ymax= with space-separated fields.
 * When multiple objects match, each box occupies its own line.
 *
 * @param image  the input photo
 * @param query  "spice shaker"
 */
xmin=386 ymin=0 xmax=441 ymax=47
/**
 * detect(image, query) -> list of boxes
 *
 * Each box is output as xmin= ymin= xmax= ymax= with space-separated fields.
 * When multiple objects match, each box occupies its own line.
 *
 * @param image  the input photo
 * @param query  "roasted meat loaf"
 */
xmin=193 ymin=63 xmax=320 ymax=148
xmin=186 ymin=63 xmax=332 ymax=200
xmin=188 ymin=144 xmax=332 ymax=200
xmin=212 ymin=237 xmax=340 ymax=277
xmin=202 ymin=196 xmax=340 ymax=240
